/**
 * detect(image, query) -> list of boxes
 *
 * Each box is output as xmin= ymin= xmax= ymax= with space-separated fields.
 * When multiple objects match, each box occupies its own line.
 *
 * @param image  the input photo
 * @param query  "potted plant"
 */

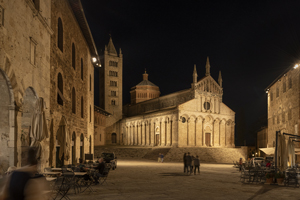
xmin=266 ymin=172 xmax=273 ymax=184
xmin=275 ymin=172 xmax=285 ymax=184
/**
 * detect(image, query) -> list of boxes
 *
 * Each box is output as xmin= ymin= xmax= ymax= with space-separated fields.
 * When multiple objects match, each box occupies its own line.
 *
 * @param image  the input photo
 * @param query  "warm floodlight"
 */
xmin=92 ymin=57 xmax=97 ymax=63
xmin=294 ymin=64 xmax=299 ymax=69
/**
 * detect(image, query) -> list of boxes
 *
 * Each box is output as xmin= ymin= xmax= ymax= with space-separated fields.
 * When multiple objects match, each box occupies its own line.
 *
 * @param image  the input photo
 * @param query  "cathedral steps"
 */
xmin=142 ymin=148 xmax=172 ymax=160
xmin=94 ymin=146 xmax=152 ymax=159
xmin=94 ymin=146 xmax=247 ymax=164
xmin=164 ymin=147 xmax=247 ymax=164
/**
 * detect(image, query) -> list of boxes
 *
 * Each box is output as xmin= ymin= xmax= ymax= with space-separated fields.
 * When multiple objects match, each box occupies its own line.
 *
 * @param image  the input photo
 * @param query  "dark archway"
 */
xmin=0 ymin=68 xmax=15 ymax=171
xmin=80 ymin=134 xmax=84 ymax=160
xmin=58 ymin=17 xmax=63 ymax=51
xmin=72 ymin=132 xmax=76 ymax=164
xmin=112 ymin=133 xmax=117 ymax=144
xmin=21 ymin=87 xmax=38 ymax=166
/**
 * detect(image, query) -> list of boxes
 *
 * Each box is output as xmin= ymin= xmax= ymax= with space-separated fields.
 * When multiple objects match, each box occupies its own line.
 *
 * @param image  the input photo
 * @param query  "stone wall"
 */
xmin=267 ymin=67 xmax=300 ymax=148
xmin=49 ymin=0 xmax=94 ymax=167
xmin=165 ymin=147 xmax=247 ymax=163
xmin=0 ymin=0 xmax=52 ymax=172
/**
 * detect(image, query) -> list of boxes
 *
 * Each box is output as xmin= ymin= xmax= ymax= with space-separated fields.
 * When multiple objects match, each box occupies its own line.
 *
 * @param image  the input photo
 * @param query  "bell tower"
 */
xmin=99 ymin=36 xmax=123 ymax=143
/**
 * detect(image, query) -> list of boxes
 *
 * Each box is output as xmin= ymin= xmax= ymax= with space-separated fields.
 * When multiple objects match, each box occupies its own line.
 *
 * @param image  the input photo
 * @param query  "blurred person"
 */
xmin=193 ymin=156 xmax=200 ymax=175
xmin=239 ymin=158 xmax=243 ymax=172
xmin=160 ymin=154 xmax=164 ymax=163
xmin=158 ymin=153 xmax=161 ymax=163
xmin=94 ymin=158 xmax=106 ymax=184
xmin=266 ymin=161 xmax=271 ymax=168
xmin=183 ymin=153 xmax=187 ymax=173
xmin=185 ymin=152 xmax=192 ymax=174
xmin=0 ymin=147 xmax=49 ymax=200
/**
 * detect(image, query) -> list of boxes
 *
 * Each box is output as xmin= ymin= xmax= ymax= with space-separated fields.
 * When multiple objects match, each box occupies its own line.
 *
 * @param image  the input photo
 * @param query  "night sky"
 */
xmin=81 ymin=1 xmax=300 ymax=145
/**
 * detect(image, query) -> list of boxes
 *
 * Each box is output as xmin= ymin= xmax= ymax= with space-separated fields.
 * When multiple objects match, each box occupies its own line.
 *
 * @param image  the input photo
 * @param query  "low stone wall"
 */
xmin=165 ymin=147 xmax=247 ymax=163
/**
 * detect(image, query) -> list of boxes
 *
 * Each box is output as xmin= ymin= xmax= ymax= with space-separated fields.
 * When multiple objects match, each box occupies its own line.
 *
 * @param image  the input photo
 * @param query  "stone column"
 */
xmin=202 ymin=120 xmax=205 ymax=146
xmin=196 ymin=117 xmax=202 ymax=146
xmin=135 ymin=124 xmax=138 ymax=145
xmin=166 ymin=119 xmax=170 ymax=146
xmin=151 ymin=122 xmax=155 ymax=146
xmin=171 ymin=115 xmax=178 ymax=147
xmin=141 ymin=122 xmax=145 ymax=145
xmin=161 ymin=120 xmax=165 ymax=146
xmin=146 ymin=122 xmax=149 ymax=146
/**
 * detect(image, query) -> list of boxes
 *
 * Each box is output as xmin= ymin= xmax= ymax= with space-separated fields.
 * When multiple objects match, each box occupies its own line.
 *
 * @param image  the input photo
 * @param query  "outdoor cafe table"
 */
xmin=43 ymin=172 xmax=61 ymax=176
xmin=74 ymin=172 xmax=87 ymax=176
xmin=51 ymin=168 xmax=72 ymax=172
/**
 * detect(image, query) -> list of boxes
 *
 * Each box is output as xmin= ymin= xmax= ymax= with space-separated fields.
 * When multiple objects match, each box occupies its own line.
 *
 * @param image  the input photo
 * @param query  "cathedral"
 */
xmin=120 ymin=57 xmax=235 ymax=147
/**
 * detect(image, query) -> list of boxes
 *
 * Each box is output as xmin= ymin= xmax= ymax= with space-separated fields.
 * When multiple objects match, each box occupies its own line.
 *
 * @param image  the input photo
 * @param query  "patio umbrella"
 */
xmin=30 ymin=97 xmax=49 ymax=159
xmin=281 ymin=135 xmax=287 ymax=170
xmin=56 ymin=117 xmax=70 ymax=162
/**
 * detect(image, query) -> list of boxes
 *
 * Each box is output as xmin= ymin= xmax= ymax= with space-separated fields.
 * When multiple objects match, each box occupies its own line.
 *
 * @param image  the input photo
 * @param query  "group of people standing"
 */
xmin=183 ymin=152 xmax=200 ymax=175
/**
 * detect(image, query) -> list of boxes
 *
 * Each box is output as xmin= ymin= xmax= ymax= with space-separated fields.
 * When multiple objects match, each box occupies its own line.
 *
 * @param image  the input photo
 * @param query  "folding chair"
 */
xmin=77 ymin=173 xmax=94 ymax=193
xmin=99 ymin=167 xmax=110 ymax=185
xmin=52 ymin=176 xmax=71 ymax=200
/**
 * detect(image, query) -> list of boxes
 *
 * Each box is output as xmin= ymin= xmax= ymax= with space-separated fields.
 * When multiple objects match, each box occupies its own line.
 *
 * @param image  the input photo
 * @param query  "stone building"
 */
xmin=49 ymin=0 xmax=98 ymax=166
xmin=98 ymin=37 xmax=123 ymax=145
xmin=266 ymin=64 xmax=300 ymax=161
xmin=120 ymin=58 xmax=235 ymax=148
xmin=0 ymin=0 xmax=52 ymax=172
xmin=257 ymin=127 xmax=268 ymax=157
xmin=94 ymin=106 xmax=111 ymax=146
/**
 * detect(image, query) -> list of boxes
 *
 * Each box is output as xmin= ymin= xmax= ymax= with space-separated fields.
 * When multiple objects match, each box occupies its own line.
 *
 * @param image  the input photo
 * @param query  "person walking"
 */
xmin=0 ymin=147 xmax=48 ymax=200
xmin=193 ymin=156 xmax=200 ymax=174
xmin=185 ymin=152 xmax=192 ymax=174
xmin=158 ymin=153 xmax=161 ymax=163
xmin=183 ymin=153 xmax=187 ymax=173
xmin=160 ymin=153 xmax=164 ymax=163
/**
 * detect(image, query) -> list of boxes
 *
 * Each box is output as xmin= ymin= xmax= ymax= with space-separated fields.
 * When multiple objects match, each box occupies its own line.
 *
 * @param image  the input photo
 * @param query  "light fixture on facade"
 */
xmin=92 ymin=57 xmax=97 ymax=63
xmin=294 ymin=64 xmax=299 ymax=69
xmin=266 ymin=89 xmax=269 ymax=94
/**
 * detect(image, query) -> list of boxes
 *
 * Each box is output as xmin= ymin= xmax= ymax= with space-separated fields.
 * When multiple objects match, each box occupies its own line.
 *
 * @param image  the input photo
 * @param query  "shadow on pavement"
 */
xmin=159 ymin=173 xmax=192 ymax=176
xmin=247 ymin=185 xmax=279 ymax=200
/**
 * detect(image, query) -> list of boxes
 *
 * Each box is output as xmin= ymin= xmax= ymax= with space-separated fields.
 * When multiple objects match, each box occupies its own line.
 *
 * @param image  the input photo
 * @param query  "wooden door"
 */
xmin=156 ymin=134 xmax=160 ymax=146
xmin=205 ymin=133 xmax=211 ymax=146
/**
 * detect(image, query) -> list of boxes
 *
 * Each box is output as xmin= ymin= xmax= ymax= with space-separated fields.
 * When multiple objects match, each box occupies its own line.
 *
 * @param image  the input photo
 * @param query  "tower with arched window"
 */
xmin=98 ymin=36 xmax=123 ymax=144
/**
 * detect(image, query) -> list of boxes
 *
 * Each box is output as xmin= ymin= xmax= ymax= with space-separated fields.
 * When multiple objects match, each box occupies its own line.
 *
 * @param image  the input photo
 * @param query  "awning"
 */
xmin=259 ymin=147 xmax=275 ymax=155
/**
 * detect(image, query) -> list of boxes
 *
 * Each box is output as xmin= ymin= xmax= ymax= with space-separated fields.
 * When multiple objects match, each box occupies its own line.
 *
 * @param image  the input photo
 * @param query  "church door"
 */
xmin=205 ymin=133 xmax=211 ymax=146
xmin=155 ymin=134 xmax=160 ymax=146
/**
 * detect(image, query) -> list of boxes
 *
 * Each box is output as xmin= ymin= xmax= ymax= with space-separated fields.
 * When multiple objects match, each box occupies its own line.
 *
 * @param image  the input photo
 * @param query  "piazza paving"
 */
xmin=70 ymin=159 xmax=300 ymax=200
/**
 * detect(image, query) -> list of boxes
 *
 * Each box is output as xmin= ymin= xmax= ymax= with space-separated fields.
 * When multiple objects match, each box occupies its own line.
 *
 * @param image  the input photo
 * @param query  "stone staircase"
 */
xmin=94 ymin=146 xmax=247 ymax=164
xmin=142 ymin=148 xmax=171 ymax=160
xmin=94 ymin=146 xmax=151 ymax=159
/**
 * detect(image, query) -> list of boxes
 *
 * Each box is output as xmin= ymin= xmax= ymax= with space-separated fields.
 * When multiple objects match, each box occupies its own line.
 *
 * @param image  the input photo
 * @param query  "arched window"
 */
xmin=81 ymin=96 xmax=83 ymax=118
xmin=89 ymin=135 xmax=92 ymax=154
xmin=72 ymin=132 xmax=76 ymax=164
xmin=72 ymin=87 xmax=76 ymax=114
xmin=72 ymin=43 xmax=75 ymax=69
xmin=57 ymin=73 xmax=63 ymax=105
xmin=90 ymin=105 xmax=91 ymax=122
xmin=58 ymin=18 xmax=63 ymax=52
xmin=112 ymin=133 xmax=117 ymax=144
xmin=80 ymin=134 xmax=84 ymax=160
xmin=81 ymin=58 xmax=83 ymax=80
xmin=90 ymin=75 xmax=92 ymax=91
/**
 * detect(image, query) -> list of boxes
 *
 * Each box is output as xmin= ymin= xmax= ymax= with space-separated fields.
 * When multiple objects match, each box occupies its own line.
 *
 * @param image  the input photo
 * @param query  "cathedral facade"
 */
xmin=120 ymin=58 xmax=235 ymax=147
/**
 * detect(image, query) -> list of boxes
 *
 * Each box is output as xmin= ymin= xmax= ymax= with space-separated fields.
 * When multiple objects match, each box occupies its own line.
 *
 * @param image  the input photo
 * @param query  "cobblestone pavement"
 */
xmin=69 ymin=159 xmax=300 ymax=200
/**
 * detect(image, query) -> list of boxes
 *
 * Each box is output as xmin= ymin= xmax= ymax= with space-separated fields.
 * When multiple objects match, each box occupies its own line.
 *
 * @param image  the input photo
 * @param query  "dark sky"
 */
xmin=82 ymin=1 xmax=300 ymax=145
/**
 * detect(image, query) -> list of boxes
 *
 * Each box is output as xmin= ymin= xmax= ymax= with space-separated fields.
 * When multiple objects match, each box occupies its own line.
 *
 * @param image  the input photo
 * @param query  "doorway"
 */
xmin=155 ymin=134 xmax=160 ymax=146
xmin=205 ymin=133 xmax=211 ymax=146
